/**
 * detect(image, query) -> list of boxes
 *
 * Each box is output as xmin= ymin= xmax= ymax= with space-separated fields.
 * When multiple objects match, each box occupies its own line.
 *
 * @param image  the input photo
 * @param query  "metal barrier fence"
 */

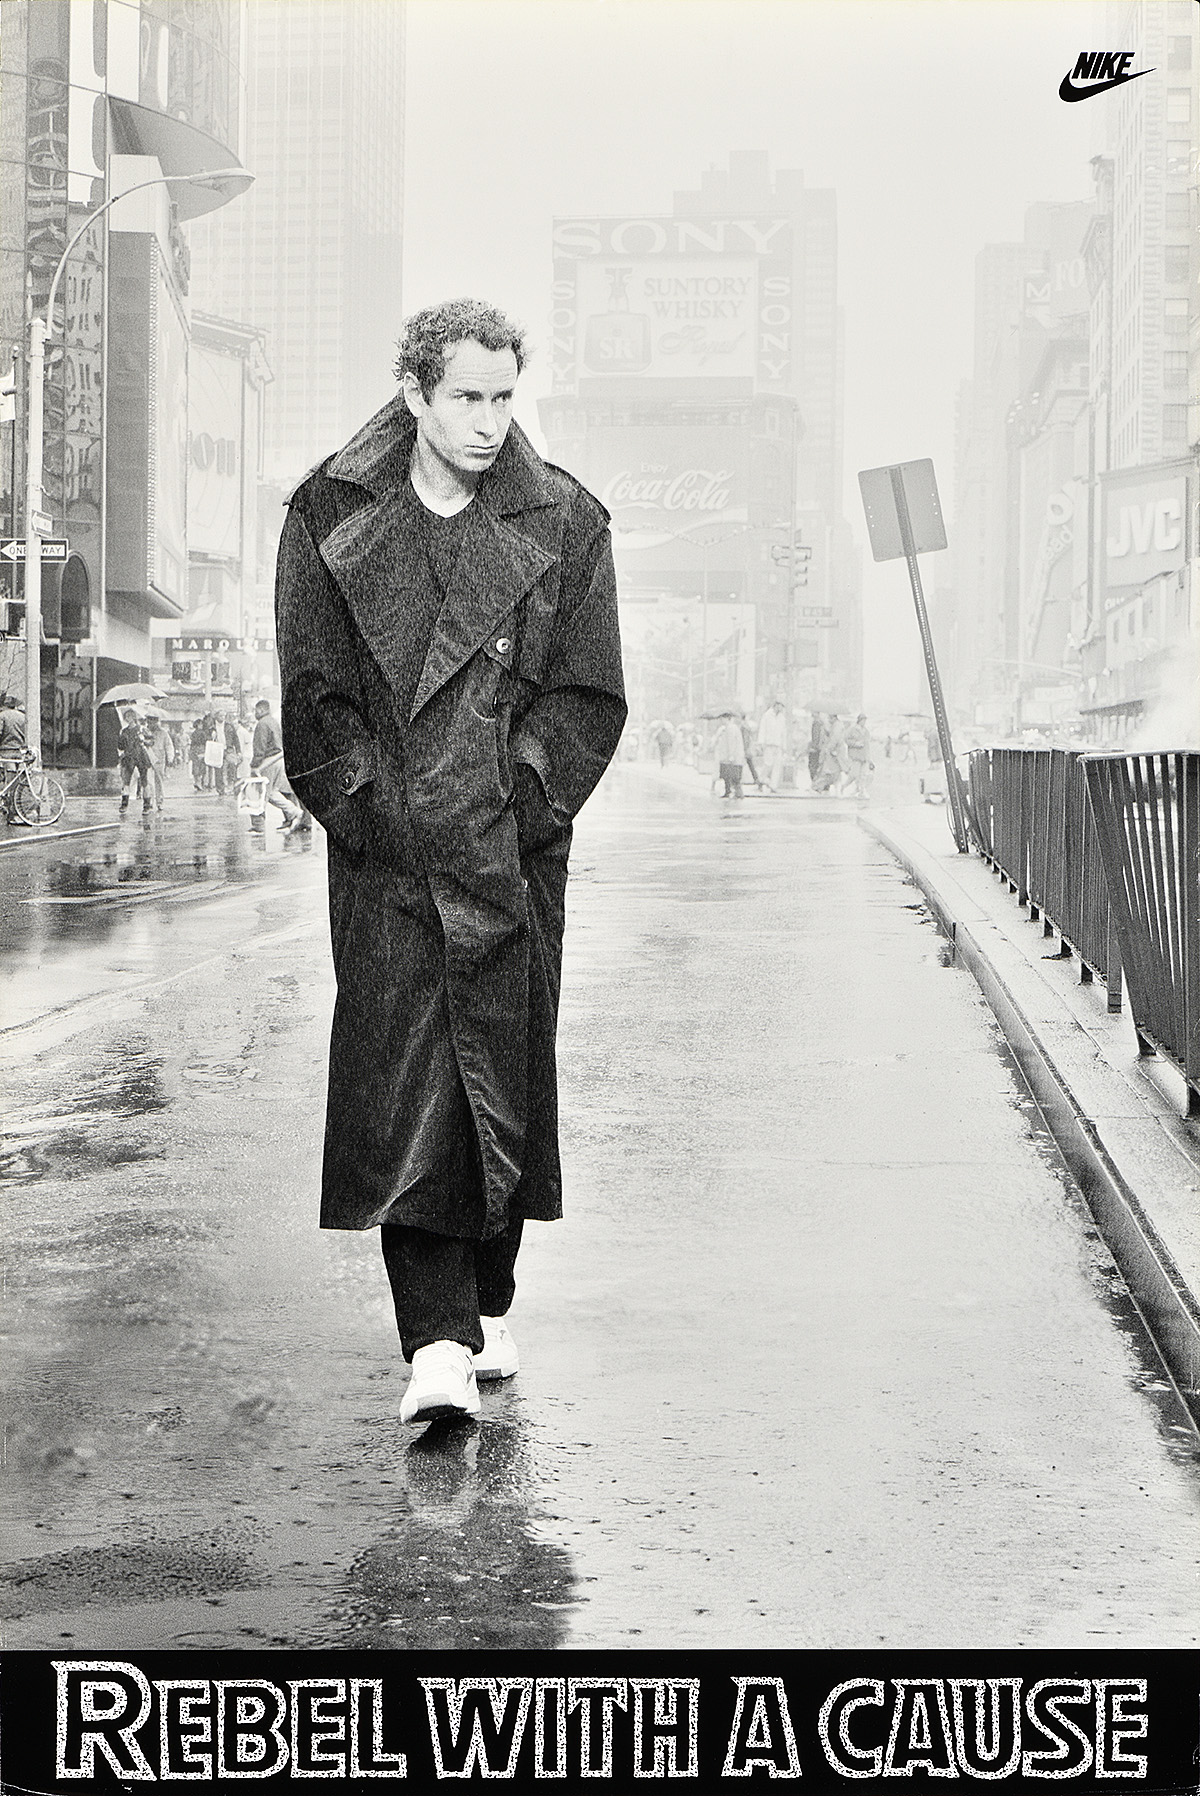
xmin=1082 ymin=751 xmax=1199 ymax=1116
xmin=968 ymin=746 xmax=1200 ymax=1115
xmin=968 ymin=747 xmax=1123 ymax=1011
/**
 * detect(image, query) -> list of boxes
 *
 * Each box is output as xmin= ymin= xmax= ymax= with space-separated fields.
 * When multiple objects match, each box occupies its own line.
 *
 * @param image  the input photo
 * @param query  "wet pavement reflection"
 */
xmin=1 ymin=768 xmax=1198 ymax=1649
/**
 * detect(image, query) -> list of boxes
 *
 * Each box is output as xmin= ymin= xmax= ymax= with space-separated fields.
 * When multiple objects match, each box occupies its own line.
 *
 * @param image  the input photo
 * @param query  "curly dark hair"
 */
xmin=393 ymin=298 xmax=529 ymax=400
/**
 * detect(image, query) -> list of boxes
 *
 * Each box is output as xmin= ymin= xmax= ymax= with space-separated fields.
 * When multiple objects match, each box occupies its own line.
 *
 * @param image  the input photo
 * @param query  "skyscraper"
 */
xmin=188 ymin=0 xmax=406 ymax=489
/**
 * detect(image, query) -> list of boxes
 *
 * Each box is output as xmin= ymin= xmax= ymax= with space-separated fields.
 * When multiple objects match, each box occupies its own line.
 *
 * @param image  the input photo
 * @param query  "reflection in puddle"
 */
xmin=331 ymin=1416 xmax=579 ymax=1649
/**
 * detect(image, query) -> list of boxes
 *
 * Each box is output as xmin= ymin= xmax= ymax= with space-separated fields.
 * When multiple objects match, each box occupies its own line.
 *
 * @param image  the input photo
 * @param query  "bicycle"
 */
xmin=1 ymin=750 xmax=66 ymax=826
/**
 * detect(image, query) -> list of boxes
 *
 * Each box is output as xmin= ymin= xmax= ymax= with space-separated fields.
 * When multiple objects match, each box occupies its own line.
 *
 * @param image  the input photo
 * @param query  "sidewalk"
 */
xmin=861 ymin=801 xmax=1200 ymax=1420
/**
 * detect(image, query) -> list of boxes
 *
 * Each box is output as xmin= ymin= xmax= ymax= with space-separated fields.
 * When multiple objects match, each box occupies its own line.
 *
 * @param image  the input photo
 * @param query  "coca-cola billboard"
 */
xmin=579 ymin=427 xmax=748 ymax=530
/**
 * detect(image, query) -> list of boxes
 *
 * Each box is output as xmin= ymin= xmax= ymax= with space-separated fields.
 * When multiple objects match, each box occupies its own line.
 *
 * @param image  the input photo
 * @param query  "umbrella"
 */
xmin=96 ymin=682 xmax=167 ymax=708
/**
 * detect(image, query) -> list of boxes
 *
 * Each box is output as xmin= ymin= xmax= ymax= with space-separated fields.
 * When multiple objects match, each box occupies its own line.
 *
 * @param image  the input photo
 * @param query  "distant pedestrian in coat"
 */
xmin=117 ymin=709 xmax=152 ymax=814
xmin=189 ymin=719 xmax=208 ymax=790
xmin=739 ymin=717 xmax=765 ymax=791
xmin=808 ymin=712 xmax=826 ymax=787
xmin=250 ymin=698 xmax=300 ymax=832
xmin=713 ymin=712 xmax=745 ymax=798
xmin=651 ymin=720 xmax=674 ymax=767
xmin=0 ymin=694 xmax=27 ymax=821
xmin=757 ymin=699 xmax=787 ymax=792
xmin=276 ymin=297 xmax=626 ymax=1429
xmin=142 ymin=716 xmax=168 ymax=810
xmin=219 ymin=714 xmax=241 ymax=795
xmin=815 ymin=713 xmax=848 ymax=793
xmin=845 ymin=713 xmax=872 ymax=799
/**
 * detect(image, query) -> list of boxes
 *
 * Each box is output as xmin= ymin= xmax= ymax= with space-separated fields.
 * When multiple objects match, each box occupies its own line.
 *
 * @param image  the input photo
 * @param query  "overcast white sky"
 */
xmin=402 ymin=0 xmax=1108 ymax=710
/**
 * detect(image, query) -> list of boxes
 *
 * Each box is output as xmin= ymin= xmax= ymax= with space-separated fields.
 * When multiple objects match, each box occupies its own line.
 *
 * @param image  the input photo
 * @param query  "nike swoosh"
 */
xmin=1059 ymin=67 xmax=1152 ymax=101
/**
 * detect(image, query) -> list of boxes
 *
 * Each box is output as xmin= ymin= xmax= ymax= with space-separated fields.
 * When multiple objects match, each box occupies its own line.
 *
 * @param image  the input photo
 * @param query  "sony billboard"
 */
xmin=551 ymin=215 xmax=793 ymax=394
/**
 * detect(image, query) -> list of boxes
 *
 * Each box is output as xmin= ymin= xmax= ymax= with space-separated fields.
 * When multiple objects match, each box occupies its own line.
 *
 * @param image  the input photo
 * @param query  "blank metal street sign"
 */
xmin=0 ymin=538 xmax=68 ymax=562
xmin=857 ymin=459 xmax=947 ymax=561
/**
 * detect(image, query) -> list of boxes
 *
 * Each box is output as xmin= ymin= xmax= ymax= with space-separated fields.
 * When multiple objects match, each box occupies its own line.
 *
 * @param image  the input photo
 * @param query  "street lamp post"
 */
xmin=22 ymin=167 xmax=251 ymax=762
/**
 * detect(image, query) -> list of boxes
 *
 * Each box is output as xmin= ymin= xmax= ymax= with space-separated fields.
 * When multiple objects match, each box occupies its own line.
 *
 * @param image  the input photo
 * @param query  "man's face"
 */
xmin=404 ymin=339 xmax=518 ymax=477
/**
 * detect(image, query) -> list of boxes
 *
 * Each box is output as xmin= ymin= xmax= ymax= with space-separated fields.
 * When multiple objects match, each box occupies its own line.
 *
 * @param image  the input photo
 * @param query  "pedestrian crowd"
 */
xmin=115 ymin=700 xmax=310 ymax=833
xmin=634 ymin=699 xmax=876 ymax=801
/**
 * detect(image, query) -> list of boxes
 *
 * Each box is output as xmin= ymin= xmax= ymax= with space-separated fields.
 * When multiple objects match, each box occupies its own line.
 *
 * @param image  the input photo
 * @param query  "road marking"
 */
xmin=0 ymin=821 xmax=122 ymax=851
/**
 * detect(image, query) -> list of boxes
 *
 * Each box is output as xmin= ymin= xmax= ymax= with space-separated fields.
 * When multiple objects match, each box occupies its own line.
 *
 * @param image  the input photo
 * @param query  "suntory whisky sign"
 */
xmin=551 ymin=216 xmax=793 ymax=394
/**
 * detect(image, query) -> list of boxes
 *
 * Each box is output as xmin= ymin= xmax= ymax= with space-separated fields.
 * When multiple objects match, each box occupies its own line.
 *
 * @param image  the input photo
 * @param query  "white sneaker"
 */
xmin=474 ymin=1316 xmax=520 ymax=1382
xmin=400 ymin=1341 xmax=481 ymax=1426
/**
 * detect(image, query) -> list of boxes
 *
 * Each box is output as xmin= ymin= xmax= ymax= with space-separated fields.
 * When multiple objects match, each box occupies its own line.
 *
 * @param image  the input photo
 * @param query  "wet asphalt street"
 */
xmin=1 ymin=767 xmax=1197 ymax=1651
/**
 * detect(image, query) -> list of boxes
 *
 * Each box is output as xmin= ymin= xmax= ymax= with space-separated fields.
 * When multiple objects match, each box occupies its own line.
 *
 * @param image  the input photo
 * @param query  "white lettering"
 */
xmin=1154 ymin=498 xmax=1182 ymax=552
xmin=601 ymin=466 xmax=735 ymax=514
xmin=819 ymin=1679 xmax=885 ymax=1778
xmin=630 ymin=1678 xmax=700 ymax=1778
xmin=422 ymin=1678 xmax=533 ymax=1780
xmin=552 ymin=220 xmax=602 ymax=254
xmin=55 ymin=1661 xmax=155 ymax=1782
xmin=724 ymin=1677 xmax=802 ymax=1779
xmin=610 ymin=219 xmax=668 ymax=255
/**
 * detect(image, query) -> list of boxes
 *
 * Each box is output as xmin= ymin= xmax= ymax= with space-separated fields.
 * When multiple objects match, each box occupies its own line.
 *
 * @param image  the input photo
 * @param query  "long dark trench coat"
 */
xmin=275 ymin=398 xmax=626 ymax=1239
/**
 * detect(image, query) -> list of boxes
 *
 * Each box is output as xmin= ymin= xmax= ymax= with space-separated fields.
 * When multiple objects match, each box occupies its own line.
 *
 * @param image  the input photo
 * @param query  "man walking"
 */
xmin=250 ymin=698 xmax=300 ymax=832
xmin=143 ymin=716 xmax=168 ymax=810
xmin=117 ymin=708 xmax=153 ymax=815
xmin=0 ymin=693 xmax=27 ymax=822
xmin=712 ymin=710 xmax=745 ymax=799
xmin=276 ymin=298 xmax=625 ymax=1427
xmin=756 ymin=699 xmax=787 ymax=792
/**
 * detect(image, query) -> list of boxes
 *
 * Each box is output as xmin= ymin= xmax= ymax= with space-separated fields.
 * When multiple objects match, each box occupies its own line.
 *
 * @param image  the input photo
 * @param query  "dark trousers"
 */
xmin=380 ymin=1216 xmax=524 ymax=1361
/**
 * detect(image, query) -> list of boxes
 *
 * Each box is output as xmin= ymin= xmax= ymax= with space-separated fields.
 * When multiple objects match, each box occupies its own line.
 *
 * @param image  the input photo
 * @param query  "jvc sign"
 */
xmin=1103 ymin=472 xmax=1188 ymax=590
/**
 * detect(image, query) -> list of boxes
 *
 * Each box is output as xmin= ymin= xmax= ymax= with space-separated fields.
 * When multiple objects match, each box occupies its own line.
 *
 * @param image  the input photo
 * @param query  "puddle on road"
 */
xmin=325 ymin=1416 xmax=580 ymax=1650
xmin=1 ymin=1041 xmax=171 ymax=1179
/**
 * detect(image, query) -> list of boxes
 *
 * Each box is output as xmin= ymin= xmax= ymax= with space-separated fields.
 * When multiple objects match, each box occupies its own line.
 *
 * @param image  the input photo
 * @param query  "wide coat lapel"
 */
xmin=317 ymin=399 xmax=560 ymax=723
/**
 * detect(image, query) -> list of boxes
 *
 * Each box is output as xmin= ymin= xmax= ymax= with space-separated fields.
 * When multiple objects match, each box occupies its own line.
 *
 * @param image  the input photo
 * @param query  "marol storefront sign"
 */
xmin=551 ymin=216 xmax=793 ymax=393
xmin=1102 ymin=467 xmax=1190 ymax=592
xmin=573 ymin=426 xmax=748 ymax=529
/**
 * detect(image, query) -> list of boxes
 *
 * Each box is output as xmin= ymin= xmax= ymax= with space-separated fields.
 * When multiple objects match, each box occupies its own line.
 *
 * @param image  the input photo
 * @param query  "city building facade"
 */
xmin=539 ymin=152 xmax=862 ymax=751
xmin=0 ymin=0 xmax=249 ymax=768
xmin=151 ymin=309 xmax=272 ymax=731
xmin=951 ymin=0 xmax=1199 ymax=743
xmin=186 ymin=0 xmax=406 ymax=493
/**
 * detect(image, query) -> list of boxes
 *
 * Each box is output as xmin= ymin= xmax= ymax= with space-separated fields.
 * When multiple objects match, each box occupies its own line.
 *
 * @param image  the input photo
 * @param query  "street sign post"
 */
xmin=1 ymin=537 xmax=67 ymax=562
xmin=858 ymin=458 xmax=972 ymax=854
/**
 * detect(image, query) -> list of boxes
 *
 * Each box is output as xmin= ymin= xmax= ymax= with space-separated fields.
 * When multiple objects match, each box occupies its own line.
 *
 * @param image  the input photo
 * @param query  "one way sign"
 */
xmin=1 ymin=538 xmax=68 ymax=562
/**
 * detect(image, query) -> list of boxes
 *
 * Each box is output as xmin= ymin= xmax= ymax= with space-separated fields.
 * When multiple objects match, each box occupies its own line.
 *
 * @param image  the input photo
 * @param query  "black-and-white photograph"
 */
xmin=1 ymin=0 xmax=1198 ymax=1773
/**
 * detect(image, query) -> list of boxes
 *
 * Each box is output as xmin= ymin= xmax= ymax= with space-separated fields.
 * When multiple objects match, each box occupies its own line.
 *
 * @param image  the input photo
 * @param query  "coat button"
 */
xmin=495 ymin=637 xmax=511 ymax=654
xmin=341 ymin=770 xmax=355 ymax=792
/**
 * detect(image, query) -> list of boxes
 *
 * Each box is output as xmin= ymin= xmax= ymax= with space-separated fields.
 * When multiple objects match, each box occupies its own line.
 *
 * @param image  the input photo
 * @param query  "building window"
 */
xmin=1165 ymin=299 xmax=1188 ymax=332
xmin=1167 ymin=35 xmax=1192 ymax=68
xmin=1164 ymin=351 xmax=1188 ymax=388
xmin=1163 ymin=404 xmax=1188 ymax=443
xmin=1165 ymin=192 xmax=1190 ymax=229
xmin=1164 ymin=245 xmax=1189 ymax=282
xmin=1166 ymin=88 xmax=1192 ymax=123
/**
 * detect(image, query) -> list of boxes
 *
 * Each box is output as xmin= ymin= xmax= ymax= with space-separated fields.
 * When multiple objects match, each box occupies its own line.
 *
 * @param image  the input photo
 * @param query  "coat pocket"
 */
xmin=288 ymin=748 xmax=374 ymax=853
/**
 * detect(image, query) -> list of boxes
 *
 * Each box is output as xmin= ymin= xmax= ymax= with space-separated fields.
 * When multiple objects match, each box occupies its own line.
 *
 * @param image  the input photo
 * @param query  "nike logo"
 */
xmin=1059 ymin=52 xmax=1154 ymax=101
